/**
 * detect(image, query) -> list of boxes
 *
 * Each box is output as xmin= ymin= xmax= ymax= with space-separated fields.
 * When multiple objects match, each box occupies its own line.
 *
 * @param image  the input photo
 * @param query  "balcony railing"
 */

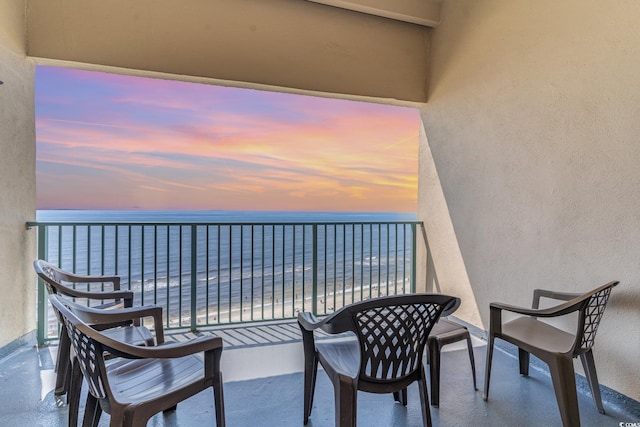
xmin=29 ymin=220 xmax=422 ymax=345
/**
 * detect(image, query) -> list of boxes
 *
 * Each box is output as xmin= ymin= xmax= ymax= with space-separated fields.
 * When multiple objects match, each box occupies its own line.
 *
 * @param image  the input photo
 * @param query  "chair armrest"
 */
xmin=57 ymin=287 xmax=134 ymax=308
xmin=532 ymin=289 xmax=581 ymax=308
xmin=71 ymin=304 xmax=165 ymax=344
xmin=297 ymin=312 xmax=325 ymax=331
xmin=489 ymin=300 xmax=582 ymax=337
xmin=101 ymin=334 xmax=223 ymax=359
xmin=297 ymin=309 xmax=354 ymax=335
xmin=441 ymin=297 xmax=461 ymax=317
xmin=490 ymin=299 xmax=583 ymax=318
xmin=63 ymin=273 xmax=121 ymax=290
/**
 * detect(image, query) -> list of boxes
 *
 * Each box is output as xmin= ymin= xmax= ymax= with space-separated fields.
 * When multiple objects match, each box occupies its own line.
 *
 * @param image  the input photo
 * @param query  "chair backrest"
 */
xmin=49 ymin=294 xmax=109 ymax=400
xmin=574 ymin=281 xmax=618 ymax=355
xmin=34 ymin=259 xmax=69 ymax=296
xmin=34 ymin=259 xmax=129 ymax=308
xmin=336 ymin=294 xmax=458 ymax=383
xmin=35 ymin=259 xmax=122 ymax=296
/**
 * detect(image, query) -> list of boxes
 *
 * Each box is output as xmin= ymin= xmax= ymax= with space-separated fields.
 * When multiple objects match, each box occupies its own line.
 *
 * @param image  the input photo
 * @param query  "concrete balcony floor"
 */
xmin=0 ymin=321 xmax=638 ymax=426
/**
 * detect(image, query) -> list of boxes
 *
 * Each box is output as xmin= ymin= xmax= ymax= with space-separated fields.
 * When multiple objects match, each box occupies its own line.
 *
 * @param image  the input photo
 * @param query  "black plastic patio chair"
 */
xmin=298 ymin=293 xmax=459 ymax=427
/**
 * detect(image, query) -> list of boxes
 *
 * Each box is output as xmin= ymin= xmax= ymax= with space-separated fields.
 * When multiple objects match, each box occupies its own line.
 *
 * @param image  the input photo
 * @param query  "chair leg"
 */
xmin=300 ymin=325 xmax=319 ymax=425
xmin=55 ymin=330 xmax=71 ymax=396
xmin=548 ymin=356 xmax=581 ymax=427
xmin=82 ymin=393 xmax=103 ymax=427
xmin=418 ymin=365 xmax=433 ymax=427
xmin=122 ymin=408 xmax=154 ymax=427
xmin=162 ymin=405 xmax=177 ymax=413
xmin=213 ymin=372 xmax=226 ymax=427
xmin=483 ymin=334 xmax=495 ymax=400
xmin=519 ymin=348 xmax=530 ymax=376
xmin=428 ymin=340 xmax=442 ymax=407
xmin=393 ymin=388 xmax=408 ymax=405
xmin=465 ymin=333 xmax=477 ymax=390
xmin=579 ymin=350 xmax=604 ymax=414
xmin=68 ymin=359 xmax=83 ymax=427
xmin=334 ymin=375 xmax=357 ymax=427
xmin=303 ymin=355 xmax=318 ymax=424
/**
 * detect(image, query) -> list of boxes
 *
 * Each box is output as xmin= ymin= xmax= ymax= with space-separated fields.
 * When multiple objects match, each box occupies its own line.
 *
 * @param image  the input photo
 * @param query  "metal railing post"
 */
xmin=190 ymin=225 xmax=198 ymax=333
xmin=36 ymin=224 xmax=47 ymax=346
xmin=411 ymin=223 xmax=417 ymax=293
xmin=312 ymin=224 xmax=318 ymax=315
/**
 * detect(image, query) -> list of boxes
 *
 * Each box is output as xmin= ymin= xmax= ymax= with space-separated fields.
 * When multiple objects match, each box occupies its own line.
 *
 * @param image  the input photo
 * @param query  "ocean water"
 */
xmin=37 ymin=210 xmax=418 ymax=331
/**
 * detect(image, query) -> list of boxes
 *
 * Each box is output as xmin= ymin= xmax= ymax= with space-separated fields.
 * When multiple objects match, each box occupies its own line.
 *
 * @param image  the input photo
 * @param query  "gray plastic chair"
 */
xmin=298 ymin=294 xmax=459 ymax=427
xmin=34 ymin=259 xmax=156 ymax=398
xmin=50 ymin=294 xmax=225 ymax=427
xmin=483 ymin=281 xmax=618 ymax=427
xmin=53 ymin=298 xmax=166 ymax=426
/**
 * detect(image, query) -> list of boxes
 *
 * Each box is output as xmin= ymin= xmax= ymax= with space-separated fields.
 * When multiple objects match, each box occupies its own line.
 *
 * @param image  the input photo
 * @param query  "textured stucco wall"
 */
xmin=419 ymin=0 xmax=640 ymax=400
xmin=0 ymin=0 xmax=37 ymax=348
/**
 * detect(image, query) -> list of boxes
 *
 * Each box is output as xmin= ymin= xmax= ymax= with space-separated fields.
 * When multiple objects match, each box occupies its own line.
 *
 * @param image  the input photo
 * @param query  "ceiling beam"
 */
xmin=305 ymin=0 xmax=441 ymax=27
xmin=26 ymin=0 xmax=431 ymax=103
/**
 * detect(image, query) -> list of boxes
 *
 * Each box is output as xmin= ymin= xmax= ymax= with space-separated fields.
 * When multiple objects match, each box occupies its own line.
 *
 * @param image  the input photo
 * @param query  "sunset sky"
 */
xmin=35 ymin=66 xmax=419 ymax=212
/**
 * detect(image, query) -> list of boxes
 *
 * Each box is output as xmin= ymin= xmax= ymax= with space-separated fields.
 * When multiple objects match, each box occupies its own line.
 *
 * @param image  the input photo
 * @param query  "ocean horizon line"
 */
xmin=36 ymin=209 xmax=417 ymax=223
xmin=36 ymin=208 xmax=416 ymax=214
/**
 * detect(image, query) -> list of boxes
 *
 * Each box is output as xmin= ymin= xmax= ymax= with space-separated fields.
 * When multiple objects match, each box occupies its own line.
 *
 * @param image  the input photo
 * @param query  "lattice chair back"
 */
xmin=575 ymin=282 xmax=617 ymax=355
xmin=36 ymin=260 xmax=61 ymax=296
xmin=353 ymin=297 xmax=449 ymax=383
xmin=50 ymin=295 xmax=109 ymax=400
xmin=34 ymin=259 xmax=130 ymax=312
xmin=39 ymin=263 xmax=79 ymax=329
xmin=34 ymin=260 xmax=86 ymax=298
